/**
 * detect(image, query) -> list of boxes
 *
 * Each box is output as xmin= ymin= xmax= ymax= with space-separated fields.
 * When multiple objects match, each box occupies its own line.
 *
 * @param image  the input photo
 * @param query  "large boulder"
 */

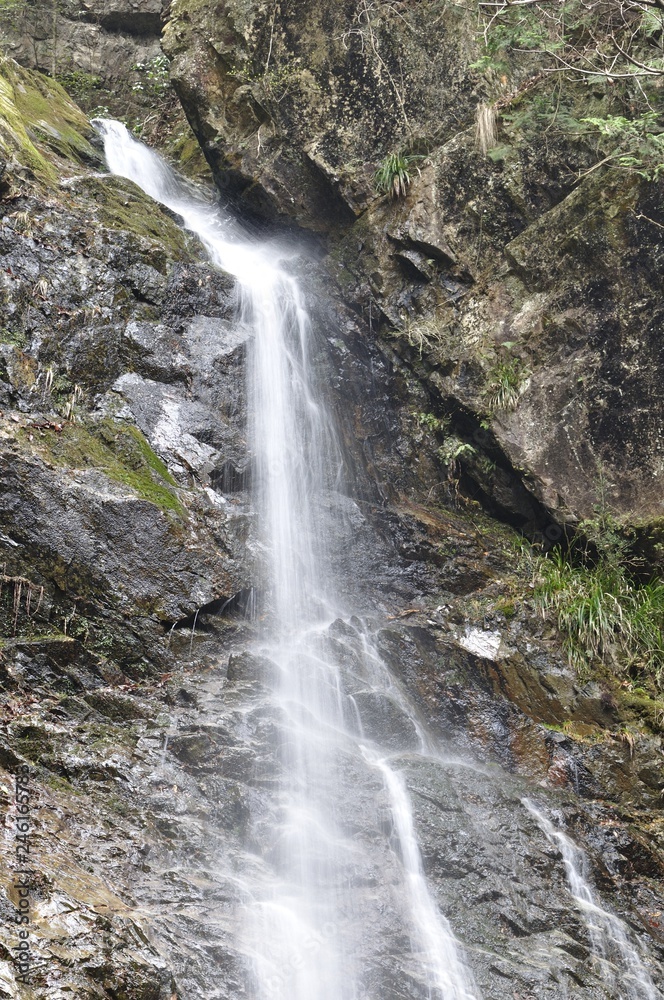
xmin=336 ymin=155 xmax=664 ymax=531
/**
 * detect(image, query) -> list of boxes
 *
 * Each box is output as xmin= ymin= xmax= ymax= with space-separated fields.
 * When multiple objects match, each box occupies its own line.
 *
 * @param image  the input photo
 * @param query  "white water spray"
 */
xmin=523 ymin=799 xmax=661 ymax=1000
xmin=96 ymin=120 xmax=477 ymax=1000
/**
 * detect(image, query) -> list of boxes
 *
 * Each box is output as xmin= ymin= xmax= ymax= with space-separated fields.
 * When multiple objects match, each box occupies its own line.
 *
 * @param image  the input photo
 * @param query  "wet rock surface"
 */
xmin=1 ymin=52 xmax=663 ymax=1000
xmin=3 ymin=613 xmax=664 ymax=999
xmin=0 ymin=61 xmax=251 ymax=676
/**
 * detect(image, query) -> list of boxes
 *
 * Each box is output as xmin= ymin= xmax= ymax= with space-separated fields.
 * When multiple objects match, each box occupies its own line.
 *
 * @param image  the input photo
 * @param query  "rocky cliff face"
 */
xmin=1 ymin=3 xmax=664 ymax=997
xmin=0 ymin=60 xmax=251 ymax=673
xmin=4 ymin=1 xmax=163 ymax=107
xmin=162 ymin=0 xmax=664 ymax=541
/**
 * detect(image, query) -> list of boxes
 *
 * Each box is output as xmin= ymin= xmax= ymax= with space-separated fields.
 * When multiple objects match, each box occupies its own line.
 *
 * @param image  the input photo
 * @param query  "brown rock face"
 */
xmin=161 ymin=0 xmax=664 ymax=538
xmin=1 ymin=36 xmax=664 ymax=1000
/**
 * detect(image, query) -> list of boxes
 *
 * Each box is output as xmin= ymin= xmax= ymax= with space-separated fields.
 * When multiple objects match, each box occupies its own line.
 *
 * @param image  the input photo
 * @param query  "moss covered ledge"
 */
xmin=16 ymin=416 xmax=186 ymax=517
xmin=0 ymin=56 xmax=97 ymax=187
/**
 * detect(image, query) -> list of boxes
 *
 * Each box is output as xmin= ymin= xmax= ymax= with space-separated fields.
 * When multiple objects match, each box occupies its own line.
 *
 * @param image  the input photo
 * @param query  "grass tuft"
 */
xmin=535 ymin=550 xmax=664 ymax=684
xmin=485 ymin=357 xmax=530 ymax=412
xmin=374 ymin=152 xmax=419 ymax=199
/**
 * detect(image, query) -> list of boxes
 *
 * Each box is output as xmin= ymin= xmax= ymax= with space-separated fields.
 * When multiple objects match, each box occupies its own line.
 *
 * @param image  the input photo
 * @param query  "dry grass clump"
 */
xmin=475 ymin=103 xmax=498 ymax=155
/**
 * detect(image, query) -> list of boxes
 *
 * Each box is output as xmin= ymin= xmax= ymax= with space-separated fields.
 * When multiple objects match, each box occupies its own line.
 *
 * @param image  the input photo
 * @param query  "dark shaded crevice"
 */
xmin=94 ymin=13 xmax=162 ymax=38
xmin=426 ymin=398 xmax=558 ymax=535
xmin=210 ymin=460 xmax=251 ymax=494
xmin=162 ymin=588 xmax=257 ymax=632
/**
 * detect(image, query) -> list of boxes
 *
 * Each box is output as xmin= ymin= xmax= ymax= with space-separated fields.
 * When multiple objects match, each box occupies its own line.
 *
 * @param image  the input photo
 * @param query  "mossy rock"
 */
xmin=83 ymin=690 xmax=149 ymax=722
xmin=28 ymin=417 xmax=185 ymax=516
xmin=0 ymin=62 xmax=54 ymax=183
xmin=620 ymin=691 xmax=664 ymax=735
xmin=165 ymin=126 xmax=212 ymax=182
xmin=75 ymin=173 xmax=192 ymax=261
xmin=0 ymin=57 xmax=97 ymax=185
xmin=9 ymin=721 xmax=61 ymax=763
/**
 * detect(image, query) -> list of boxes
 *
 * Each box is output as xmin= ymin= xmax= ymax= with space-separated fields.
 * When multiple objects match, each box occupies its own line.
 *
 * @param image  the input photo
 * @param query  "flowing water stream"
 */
xmin=95 ymin=121 xmax=663 ymax=1000
xmin=523 ymin=800 xmax=659 ymax=1000
xmin=96 ymin=119 xmax=476 ymax=1000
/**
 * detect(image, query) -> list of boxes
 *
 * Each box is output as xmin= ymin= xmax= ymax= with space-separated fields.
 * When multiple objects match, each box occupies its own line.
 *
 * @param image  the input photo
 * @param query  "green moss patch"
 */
xmin=166 ymin=127 xmax=212 ymax=181
xmin=0 ymin=327 xmax=27 ymax=347
xmin=0 ymin=63 xmax=55 ymax=183
xmin=620 ymin=690 xmax=664 ymax=735
xmin=0 ymin=58 xmax=96 ymax=184
xmin=34 ymin=418 xmax=184 ymax=516
xmin=77 ymin=174 xmax=191 ymax=260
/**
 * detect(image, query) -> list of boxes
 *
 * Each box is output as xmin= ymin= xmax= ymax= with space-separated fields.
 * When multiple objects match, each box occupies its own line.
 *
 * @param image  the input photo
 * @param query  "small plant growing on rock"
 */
xmin=55 ymin=70 xmax=101 ymax=102
xmin=132 ymin=55 xmax=171 ymax=98
xmin=402 ymin=314 xmax=455 ymax=359
xmin=415 ymin=411 xmax=450 ymax=434
xmin=581 ymin=112 xmax=664 ymax=182
xmin=485 ymin=355 xmax=530 ymax=412
xmin=534 ymin=502 xmax=664 ymax=686
xmin=374 ymin=152 xmax=419 ymax=199
xmin=437 ymin=437 xmax=477 ymax=507
xmin=438 ymin=437 xmax=476 ymax=478
xmin=63 ymin=383 xmax=83 ymax=422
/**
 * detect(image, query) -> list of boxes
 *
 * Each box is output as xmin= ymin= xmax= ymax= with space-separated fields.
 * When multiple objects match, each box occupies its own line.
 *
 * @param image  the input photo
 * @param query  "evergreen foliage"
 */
xmin=374 ymin=152 xmax=418 ymax=198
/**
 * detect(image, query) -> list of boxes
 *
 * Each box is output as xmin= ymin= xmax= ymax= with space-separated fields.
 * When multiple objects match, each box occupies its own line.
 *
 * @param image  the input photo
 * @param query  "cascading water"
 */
xmin=523 ymin=799 xmax=660 ymax=1000
xmin=94 ymin=120 xmax=663 ymax=1000
xmin=96 ymin=119 xmax=476 ymax=1000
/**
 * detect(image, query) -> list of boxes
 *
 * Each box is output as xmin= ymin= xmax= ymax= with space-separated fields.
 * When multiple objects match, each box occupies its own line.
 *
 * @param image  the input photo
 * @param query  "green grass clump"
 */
xmin=485 ymin=357 xmax=530 ymax=412
xmin=535 ymin=549 xmax=664 ymax=684
xmin=374 ymin=152 xmax=419 ymax=199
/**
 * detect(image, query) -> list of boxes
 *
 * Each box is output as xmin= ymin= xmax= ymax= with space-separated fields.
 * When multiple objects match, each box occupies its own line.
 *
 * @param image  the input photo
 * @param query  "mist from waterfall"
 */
xmin=96 ymin=119 xmax=477 ymax=1000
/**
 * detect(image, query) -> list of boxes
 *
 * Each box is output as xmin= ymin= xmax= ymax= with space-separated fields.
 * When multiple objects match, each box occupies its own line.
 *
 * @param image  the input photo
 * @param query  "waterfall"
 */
xmin=95 ymin=120 xmax=477 ymax=1000
xmin=523 ymin=799 xmax=660 ymax=1000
